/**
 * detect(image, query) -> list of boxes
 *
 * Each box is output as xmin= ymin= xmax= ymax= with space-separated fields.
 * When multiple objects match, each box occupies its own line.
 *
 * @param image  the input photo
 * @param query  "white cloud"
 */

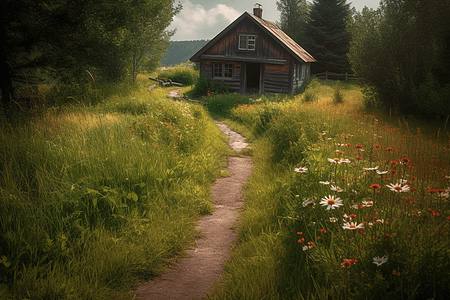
xmin=168 ymin=1 xmax=240 ymax=41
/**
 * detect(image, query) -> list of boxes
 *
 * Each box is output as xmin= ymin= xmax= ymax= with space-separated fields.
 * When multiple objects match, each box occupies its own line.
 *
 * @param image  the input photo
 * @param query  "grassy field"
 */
xmin=207 ymin=79 xmax=450 ymax=300
xmin=0 ymin=74 xmax=231 ymax=299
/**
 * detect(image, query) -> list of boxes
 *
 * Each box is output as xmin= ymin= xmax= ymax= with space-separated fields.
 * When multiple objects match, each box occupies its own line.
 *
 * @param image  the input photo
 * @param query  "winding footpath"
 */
xmin=135 ymin=91 xmax=253 ymax=299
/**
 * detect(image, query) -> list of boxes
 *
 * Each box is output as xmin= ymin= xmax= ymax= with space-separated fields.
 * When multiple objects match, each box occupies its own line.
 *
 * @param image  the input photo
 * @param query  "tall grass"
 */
xmin=209 ymin=80 xmax=450 ymax=300
xmin=0 ymin=77 xmax=230 ymax=298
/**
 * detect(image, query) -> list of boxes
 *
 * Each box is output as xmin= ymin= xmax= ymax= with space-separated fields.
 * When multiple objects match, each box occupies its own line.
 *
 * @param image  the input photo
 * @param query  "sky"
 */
xmin=167 ymin=0 xmax=381 ymax=41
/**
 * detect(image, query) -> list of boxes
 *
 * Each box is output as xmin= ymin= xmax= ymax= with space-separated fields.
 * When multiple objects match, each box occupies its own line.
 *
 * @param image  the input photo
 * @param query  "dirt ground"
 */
xmin=134 ymin=91 xmax=253 ymax=299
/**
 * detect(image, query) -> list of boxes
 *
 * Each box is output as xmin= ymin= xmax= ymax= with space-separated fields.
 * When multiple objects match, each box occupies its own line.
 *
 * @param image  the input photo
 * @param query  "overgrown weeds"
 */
xmin=208 ymin=79 xmax=450 ymax=300
xmin=0 ymin=76 xmax=230 ymax=299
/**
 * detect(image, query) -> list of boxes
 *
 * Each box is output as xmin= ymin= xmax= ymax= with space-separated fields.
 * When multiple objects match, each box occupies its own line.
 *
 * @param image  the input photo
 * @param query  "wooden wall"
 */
xmin=204 ymin=18 xmax=291 ymax=61
xmin=198 ymin=16 xmax=309 ymax=94
xmin=263 ymin=64 xmax=290 ymax=93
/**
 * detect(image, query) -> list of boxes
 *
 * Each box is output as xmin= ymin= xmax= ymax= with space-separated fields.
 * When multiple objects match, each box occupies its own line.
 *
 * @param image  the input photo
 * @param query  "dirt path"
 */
xmin=135 ymin=91 xmax=253 ymax=300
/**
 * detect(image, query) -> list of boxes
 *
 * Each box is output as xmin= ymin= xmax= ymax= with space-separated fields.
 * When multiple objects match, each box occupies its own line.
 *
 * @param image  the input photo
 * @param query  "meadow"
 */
xmin=0 ymin=74 xmax=231 ymax=299
xmin=206 ymin=79 xmax=450 ymax=299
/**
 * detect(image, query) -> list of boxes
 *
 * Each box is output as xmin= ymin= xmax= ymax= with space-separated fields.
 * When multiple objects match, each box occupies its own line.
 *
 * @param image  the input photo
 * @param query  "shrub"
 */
xmin=157 ymin=64 xmax=198 ymax=86
xmin=413 ymin=72 xmax=450 ymax=120
xmin=302 ymin=90 xmax=318 ymax=102
xmin=332 ymin=85 xmax=344 ymax=104
xmin=185 ymin=74 xmax=229 ymax=99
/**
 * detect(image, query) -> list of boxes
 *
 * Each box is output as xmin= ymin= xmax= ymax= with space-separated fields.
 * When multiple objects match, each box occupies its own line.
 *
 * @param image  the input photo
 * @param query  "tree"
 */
xmin=0 ymin=0 xmax=181 ymax=113
xmin=347 ymin=0 xmax=450 ymax=118
xmin=276 ymin=0 xmax=310 ymax=44
xmin=304 ymin=0 xmax=352 ymax=73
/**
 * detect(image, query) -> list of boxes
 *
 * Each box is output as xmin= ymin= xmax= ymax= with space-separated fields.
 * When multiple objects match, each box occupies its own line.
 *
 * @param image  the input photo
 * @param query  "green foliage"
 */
xmin=277 ymin=0 xmax=310 ymax=44
xmin=1 ymin=0 xmax=181 ymax=112
xmin=160 ymin=40 xmax=209 ymax=66
xmin=185 ymin=74 xmax=229 ymax=99
xmin=209 ymin=86 xmax=450 ymax=300
xmin=0 ymin=81 xmax=229 ymax=298
xmin=200 ymin=94 xmax=252 ymax=119
xmin=413 ymin=73 xmax=450 ymax=120
xmin=332 ymin=85 xmax=344 ymax=104
xmin=157 ymin=64 xmax=199 ymax=86
xmin=347 ymin=0 xmax=450 ymax=119
xmin=304 ymin=0 xmax=352 ymax=73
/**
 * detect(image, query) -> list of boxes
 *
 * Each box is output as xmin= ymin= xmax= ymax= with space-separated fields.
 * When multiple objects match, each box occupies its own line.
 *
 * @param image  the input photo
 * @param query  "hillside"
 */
xmin=161 ymin=40 xmax=209 ymax=66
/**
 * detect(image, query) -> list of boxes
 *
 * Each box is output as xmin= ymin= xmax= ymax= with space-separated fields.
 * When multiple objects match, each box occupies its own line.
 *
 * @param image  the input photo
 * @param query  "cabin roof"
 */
xmin=190 ymin=11 xmax=316 ymax=63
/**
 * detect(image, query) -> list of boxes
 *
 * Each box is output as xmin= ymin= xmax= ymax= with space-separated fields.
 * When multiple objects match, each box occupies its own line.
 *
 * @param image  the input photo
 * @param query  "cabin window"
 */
xmin=213 ymin=63 xmax=233 ymax=78
xmin=238 ymin=35 xmax=256 ymax=50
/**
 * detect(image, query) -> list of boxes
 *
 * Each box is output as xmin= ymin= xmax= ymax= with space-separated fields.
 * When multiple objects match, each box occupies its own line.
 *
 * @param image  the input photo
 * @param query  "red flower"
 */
xmin=370 ymin=184 xmax=381 ymax=189
xmin=341 ymin=259 xmax=352 ymax=268
xmin=356 ymin=156 xmax=363 ymax=160
xmin=401 ymin=157 xmax=410 ymax=164
xmin=341 ymin=178 xmax=346 ymax=181
xmin=428 ymin=189 xmax=436 ymax=193
xmin=390 ymin=170 xmax=397 ymax=174
xmin=375 ymin=144 xmax=382 ymax=148
xmin=390 ymin=160 xmax=399 ymax=165
xmin=356 ymin=144 xmax=363 ymax=148
xmin=386 ymin=147 xmax=394 ymax=152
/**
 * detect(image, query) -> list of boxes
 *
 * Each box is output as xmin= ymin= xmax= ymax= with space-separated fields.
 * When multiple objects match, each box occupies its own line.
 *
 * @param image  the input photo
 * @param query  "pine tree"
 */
xmin=304 ymin=0 xmax=351 ymax=73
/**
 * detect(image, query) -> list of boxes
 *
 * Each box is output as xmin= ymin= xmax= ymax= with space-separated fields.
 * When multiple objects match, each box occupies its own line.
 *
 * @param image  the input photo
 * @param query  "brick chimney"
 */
xmin=253 ymin=4 xmax=262 ymax=18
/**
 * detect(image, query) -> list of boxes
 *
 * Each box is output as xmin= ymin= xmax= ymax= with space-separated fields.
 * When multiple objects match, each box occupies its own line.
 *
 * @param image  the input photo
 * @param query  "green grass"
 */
xmin=0 ymin=74 xmax=230 ymax=299
xmin=207 ymin=79 xmax=450 ymax=300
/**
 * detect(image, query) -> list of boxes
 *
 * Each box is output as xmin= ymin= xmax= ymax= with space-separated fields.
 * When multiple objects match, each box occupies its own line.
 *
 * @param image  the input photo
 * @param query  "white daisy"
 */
xmin=319 ymin=181 xmax=331 ymax=185
xmin=329 ymin=217 xmax=338 ymax=222
xmin=362 ymin=200 xmax=374 ymax=207
xmin=294 ymin=167 xmax=308 ymax=173
xmin=363 ymin=166 xmax=379 ymax=171
xmin=376 ymin=170 xmax=389 ymax=175
xmin=342 ymin=222 xmax=364 ymax=230
xmin=341 ymin=158 xmax=351 ymax=164
xmin=330 ymin=185 xmax=344 ymax=192
xmin=386 ymin=183 xmax=410 ymax=193
xmin=327 ymin=158 xmax=341 ymax=164
xmin=373 ymin=256 xmax=388 ymax=266
xmin=319 ymin=195 xmax=343 ymax=210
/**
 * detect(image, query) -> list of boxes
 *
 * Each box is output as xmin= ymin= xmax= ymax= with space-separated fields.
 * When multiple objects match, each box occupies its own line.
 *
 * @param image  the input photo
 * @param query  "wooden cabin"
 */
xmin=190 ymin=7 xmax=316 ymax=94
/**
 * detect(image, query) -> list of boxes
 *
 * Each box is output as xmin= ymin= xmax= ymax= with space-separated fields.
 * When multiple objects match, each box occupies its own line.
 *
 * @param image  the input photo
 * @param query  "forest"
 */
xmin=160 ymin=40 xmax=209 ymax=66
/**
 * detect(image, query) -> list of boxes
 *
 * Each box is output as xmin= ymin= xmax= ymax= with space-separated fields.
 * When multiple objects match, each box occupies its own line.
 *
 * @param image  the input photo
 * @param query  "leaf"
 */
xmin=128 ymin=192 xmax=138 ymax=202
xmin=86 ymin=188 xmax=100 ymax=195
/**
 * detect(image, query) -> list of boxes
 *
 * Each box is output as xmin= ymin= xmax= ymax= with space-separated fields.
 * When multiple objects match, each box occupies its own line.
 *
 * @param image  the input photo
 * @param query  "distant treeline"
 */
xmin=161 ymin=40 xmax=209 ymax=66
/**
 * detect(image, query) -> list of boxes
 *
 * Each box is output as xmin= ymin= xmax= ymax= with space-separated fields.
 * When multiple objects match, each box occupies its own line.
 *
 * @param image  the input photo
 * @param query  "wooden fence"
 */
xmin=314 ymin=71 xmax=357 ymax=81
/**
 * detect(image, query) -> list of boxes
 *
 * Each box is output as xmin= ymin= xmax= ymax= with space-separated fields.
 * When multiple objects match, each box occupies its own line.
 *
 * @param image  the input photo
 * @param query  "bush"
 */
xmin=413 ymin=73 xmax=450 ymax=120
xmin=332 ymin=85 xmax=344 ymax=104
xmin=185 ymin=74 xmax=229 ymax=99
xmin=202 ymin=94 xmax=251 ymax=118
xmin=157 ymin=64 xmax=198 ymax=86
xmin=302 ymin=90 xmax=318 ymax=102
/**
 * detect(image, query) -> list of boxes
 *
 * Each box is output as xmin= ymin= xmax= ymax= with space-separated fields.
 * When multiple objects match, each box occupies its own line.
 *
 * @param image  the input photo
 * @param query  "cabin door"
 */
xmin=245 ymin=63 xmax=261 ymax=94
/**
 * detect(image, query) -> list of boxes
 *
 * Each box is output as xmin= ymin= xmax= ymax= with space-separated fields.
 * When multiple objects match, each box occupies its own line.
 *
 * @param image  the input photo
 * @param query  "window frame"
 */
xmin=238 ymin=34 xmax=256 ymax=51
xmin=213 ymin=63 xmax=234 ymax=79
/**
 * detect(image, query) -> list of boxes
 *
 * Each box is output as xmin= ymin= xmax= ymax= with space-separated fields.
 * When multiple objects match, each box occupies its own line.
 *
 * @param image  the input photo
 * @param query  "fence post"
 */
xmin=345 ymin=72 xmax=348 ymax=81
xmin=325 ymin=71 xmax=328 ymax=80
